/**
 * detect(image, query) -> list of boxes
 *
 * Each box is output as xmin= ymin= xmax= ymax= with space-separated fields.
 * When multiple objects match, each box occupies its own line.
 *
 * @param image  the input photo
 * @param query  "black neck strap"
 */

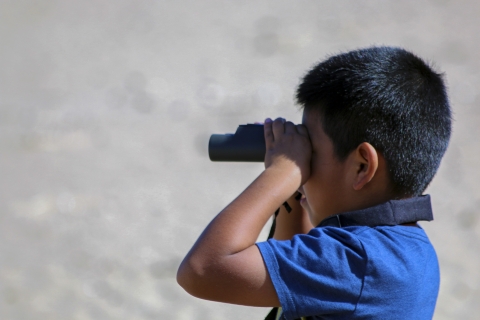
xmin=318 ymin=195 xmax=433 ymax=228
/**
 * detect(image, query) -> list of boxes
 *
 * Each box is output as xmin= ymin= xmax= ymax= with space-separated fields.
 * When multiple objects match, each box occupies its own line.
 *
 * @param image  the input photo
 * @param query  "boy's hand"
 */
xmin=263 ymin=117 xmax=312 ymax=186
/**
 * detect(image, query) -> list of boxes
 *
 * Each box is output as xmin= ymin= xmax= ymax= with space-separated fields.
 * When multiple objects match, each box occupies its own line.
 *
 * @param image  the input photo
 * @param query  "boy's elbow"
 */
xmin=176 ymin=259 xmax=196 ymax=294
xmin=176 ymin=257 xmax=210 ymax=298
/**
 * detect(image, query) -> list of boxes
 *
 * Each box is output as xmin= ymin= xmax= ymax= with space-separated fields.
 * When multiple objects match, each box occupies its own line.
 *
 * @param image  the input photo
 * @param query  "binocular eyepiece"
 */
xmin=208 ymin=124 xmax=265 ymax=162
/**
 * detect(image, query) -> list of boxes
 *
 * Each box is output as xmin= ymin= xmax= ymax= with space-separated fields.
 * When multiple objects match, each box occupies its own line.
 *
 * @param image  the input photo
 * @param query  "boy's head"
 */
xmin=296 ymin=46 xmax=451 ymax=221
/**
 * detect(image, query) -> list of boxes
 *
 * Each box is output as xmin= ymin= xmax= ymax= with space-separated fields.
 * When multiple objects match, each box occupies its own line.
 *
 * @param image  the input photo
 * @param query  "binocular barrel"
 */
xmin=208 ymin=124 xmax=266 ymax=162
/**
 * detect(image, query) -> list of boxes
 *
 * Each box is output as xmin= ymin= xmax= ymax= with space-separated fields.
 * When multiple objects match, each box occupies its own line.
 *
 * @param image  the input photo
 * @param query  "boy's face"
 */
xmin=299 ymin=109 xmax=350 ymax=226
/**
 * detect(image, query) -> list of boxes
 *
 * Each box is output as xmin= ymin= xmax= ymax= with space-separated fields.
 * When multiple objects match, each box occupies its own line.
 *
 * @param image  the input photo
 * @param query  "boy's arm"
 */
xmin=176 ymin=118 xmax=312 ymax=306
xmin=273 ymin=192 xmax=314 ymax=240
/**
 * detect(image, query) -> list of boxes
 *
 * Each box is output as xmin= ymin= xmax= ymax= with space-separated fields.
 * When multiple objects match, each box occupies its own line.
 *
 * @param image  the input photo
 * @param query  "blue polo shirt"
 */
xmin=256 ymin=196 xmax=439 ymax=320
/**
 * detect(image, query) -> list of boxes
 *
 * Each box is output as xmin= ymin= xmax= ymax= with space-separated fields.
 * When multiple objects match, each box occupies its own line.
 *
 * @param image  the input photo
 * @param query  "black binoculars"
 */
xmin=208 ymin=124 xmax=265 ymax=162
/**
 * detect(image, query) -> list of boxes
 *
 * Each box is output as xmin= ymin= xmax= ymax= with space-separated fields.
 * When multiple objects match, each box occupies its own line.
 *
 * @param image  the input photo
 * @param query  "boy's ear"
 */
xmin=352 ymin=142 xmax=379 ymax=191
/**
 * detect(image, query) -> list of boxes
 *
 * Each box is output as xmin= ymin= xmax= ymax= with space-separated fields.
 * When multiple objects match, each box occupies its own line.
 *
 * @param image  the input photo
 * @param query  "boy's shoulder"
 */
xmin=262 ymin=222 xmax=434 ymax=269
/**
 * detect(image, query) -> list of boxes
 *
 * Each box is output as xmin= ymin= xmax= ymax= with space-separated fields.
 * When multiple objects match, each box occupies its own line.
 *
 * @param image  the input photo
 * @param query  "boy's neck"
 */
xmin=315 ymin=155 xmax=397 ymax=224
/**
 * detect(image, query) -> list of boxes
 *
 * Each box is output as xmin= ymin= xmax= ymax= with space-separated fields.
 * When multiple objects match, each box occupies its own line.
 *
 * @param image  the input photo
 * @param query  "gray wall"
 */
xmin=1 ymin=1 xmax=479 ymax=319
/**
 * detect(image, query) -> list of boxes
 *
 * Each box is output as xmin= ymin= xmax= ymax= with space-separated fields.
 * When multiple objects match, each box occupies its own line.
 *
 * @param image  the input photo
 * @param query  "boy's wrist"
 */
xmin=263 ymin=166 xmax=303 ymax=197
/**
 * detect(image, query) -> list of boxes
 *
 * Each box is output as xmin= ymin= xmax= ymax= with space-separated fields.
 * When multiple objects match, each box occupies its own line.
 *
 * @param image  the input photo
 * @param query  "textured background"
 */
xmin=1 ymin=1 xmax=479 ymax=319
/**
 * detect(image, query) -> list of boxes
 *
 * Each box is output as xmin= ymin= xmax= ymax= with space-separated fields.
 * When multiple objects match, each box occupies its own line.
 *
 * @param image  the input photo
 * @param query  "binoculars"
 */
xmin=208 ymin=124 xmax=265 ymax=162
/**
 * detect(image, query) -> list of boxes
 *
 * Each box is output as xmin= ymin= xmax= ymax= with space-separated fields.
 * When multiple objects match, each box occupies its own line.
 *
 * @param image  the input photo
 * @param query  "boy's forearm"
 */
xmin=180 ymin=166 xmax=300 ymax=268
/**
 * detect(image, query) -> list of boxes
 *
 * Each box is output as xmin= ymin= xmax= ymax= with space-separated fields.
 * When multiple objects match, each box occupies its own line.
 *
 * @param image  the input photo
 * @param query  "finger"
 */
xmin=284 ymin=121 xmax=296 ymax=134
xmin=272 ymin=117 xmax=285 ymax=138
xmin=264 ymin=118 xmax=274 ymax=146
xmin=296 ymin=124 xmax=309 ymax=137
xmin=254 ymin=121 xmax=263 ymax=125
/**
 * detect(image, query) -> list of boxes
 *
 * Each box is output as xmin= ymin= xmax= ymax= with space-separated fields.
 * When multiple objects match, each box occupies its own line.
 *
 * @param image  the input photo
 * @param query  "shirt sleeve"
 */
xmin=256 ymin=227 xmax=367 ymax=320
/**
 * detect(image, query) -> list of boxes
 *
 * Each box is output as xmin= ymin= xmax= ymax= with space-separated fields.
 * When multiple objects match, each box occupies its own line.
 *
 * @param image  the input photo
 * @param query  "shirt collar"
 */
xmin=318 ymin=194 xmax=433 ymax=228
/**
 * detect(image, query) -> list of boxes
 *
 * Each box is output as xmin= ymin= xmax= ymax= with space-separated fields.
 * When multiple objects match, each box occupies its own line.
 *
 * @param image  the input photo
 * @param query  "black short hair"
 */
xmin=296 ymin=46 xmax=452 ymax=197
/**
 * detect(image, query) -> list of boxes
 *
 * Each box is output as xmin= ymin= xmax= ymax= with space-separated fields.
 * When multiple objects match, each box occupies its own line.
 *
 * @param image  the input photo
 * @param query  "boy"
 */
xmin=177 ymin=46 xmax=451 ymax=319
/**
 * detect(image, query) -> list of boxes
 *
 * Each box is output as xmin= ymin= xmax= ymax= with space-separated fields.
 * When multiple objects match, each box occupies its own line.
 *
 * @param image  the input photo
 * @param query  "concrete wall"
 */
xmin=1 ymin=1 xmax=479 ymax=319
